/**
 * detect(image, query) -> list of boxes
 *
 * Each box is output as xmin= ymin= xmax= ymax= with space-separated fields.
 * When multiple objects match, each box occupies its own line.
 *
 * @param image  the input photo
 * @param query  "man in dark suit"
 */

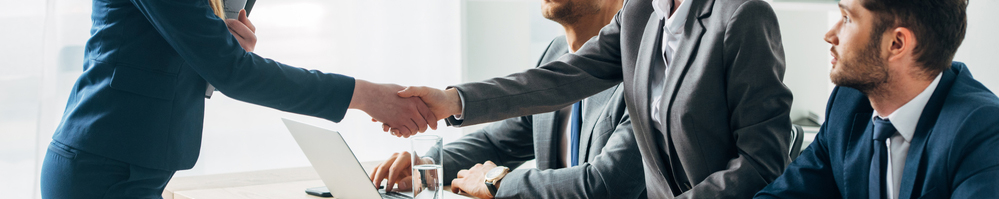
xmin=39 ymin=1 xmax=435 ymax=198
xmin=755 ymin=0 xmax=999 ymax=198
xmin=368 ymin=0 xmax=645 ymax=198
xmin=395 ymin=0 xmax=793 ymax=198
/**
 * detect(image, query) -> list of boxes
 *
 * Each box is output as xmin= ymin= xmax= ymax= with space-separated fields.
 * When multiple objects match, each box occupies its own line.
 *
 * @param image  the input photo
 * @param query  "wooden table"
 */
xmin=163 ymin=161 xmax=474 ymax=199
xmin=163 ymin=161 xmax=390 ymax=199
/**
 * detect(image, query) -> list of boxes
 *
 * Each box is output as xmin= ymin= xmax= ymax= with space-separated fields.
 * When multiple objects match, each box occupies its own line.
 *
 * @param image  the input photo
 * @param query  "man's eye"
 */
xmin=843 ymin=16 xmax=850 ymax=23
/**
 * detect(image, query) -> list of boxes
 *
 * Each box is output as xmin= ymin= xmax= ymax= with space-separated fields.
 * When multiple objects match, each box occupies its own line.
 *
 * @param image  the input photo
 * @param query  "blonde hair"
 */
xmin=209 ymin=0 xmax=225 ymax=19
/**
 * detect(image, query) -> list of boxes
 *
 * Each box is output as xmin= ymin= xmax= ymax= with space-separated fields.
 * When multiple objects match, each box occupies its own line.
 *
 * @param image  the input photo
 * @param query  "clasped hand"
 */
xmin=369 ymin=86 xmax=462 ymax=136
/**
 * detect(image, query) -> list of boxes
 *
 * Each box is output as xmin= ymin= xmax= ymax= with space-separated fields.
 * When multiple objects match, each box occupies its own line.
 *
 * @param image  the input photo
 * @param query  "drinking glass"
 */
xmin=411 ymin=135 xmax=443 ymax=199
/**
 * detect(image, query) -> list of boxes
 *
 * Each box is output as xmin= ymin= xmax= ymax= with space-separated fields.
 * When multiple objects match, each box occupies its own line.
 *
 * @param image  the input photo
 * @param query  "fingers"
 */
xmin=369 ymin=162 xmax=381 ymax=187
xmin=451 ymin=178 xmax=464 ymax=193
xmin=399 ymin=122 xmax=416 ymax=137
xmin=237 ymin=9 xmax=255 ymax=32
xmin=397 ymin=176 xmax=413 ymax=191
xmin=414 ymin=97 xmax=438 ymax=130
xmin=410 ymin=117 xmax=426 ymax=135
xmin=456 ymin=169 xmax=469 ymax=178
xmin=386 ymin=152 xmax=412 ymax=191
xmin=223 ymin=19 xmax=256 ymax=52
xmin=483 ymin=161 xmax=496 ymax=167
xmin=371 ymin=153 xmax=399 ymax=188
xmin=397 ymin=86 xmax=428 ymax=98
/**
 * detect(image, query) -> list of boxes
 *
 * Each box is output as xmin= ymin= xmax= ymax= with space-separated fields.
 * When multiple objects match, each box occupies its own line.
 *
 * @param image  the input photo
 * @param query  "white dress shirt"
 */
xmin=650 ymin=0 xmax=692 ymax=130
xmin=871 ymin=72 xmax=942 ymax=199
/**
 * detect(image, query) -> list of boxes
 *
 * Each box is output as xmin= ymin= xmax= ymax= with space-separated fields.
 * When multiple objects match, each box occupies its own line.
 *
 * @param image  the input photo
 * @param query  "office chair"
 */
xmin=789 ymin=125 xmax=805 ymax=161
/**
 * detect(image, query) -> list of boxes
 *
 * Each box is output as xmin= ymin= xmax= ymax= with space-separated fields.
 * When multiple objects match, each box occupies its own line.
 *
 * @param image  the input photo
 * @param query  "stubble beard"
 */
xmin=831 ymin=33 xmax=891 ymax=96
xmin=542 ymin=0 xmax=600 ymax=25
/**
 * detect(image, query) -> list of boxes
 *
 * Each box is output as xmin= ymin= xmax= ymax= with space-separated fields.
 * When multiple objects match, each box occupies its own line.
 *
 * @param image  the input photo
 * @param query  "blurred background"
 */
xmin=1 ymin=0 xmax=997 ymax=198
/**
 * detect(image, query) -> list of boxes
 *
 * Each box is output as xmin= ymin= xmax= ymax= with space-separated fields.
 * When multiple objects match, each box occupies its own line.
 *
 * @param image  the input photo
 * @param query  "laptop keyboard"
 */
xmin=380 ymin=191 xmax=413 ymax=199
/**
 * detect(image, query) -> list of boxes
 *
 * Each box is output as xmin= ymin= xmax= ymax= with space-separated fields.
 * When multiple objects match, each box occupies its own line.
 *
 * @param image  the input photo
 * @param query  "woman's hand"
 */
xmin=224 ymin=9 xmax=256 ymax=52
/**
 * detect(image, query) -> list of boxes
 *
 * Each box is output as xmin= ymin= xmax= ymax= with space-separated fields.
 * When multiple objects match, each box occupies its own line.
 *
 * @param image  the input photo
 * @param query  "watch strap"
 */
xmin=486 ymin=181 xmax=498 ymax=196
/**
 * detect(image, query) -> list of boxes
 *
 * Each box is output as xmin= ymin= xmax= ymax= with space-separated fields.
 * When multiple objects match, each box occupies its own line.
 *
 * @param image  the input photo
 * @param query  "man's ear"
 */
xmin=887 ymin=27 xmax=916 ymax=63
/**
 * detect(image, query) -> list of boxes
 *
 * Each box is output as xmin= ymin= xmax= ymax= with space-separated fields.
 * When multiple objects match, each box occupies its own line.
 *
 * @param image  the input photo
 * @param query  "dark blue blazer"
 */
xmin=755 ymin=62 xmax=999 ymax=199
xmin=52 ymin=0 xmax=355 ymax=170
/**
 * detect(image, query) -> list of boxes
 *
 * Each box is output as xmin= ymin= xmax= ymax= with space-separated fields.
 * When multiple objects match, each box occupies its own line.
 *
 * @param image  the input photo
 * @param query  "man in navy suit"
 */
xmin=756 ymin=0 xmax=999 ymax=198
xmin=39 ymin=1 xmax=436 ymax=198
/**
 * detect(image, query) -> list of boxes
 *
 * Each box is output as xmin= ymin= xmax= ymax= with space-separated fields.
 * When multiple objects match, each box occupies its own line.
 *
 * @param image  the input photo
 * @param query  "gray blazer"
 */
xmin=429 ymin=36 xmax=646 ymax=199
xmin=445 ymin=0 xmax=793 ymax=198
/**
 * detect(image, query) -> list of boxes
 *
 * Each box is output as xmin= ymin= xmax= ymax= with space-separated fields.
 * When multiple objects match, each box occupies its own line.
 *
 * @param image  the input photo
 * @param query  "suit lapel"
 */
xmin=898 ymin=69 xmax=957 ymax=199
xmin=534 ymin=112 xmax=561 ymax=169
xmin=661 ymin=7 xmax=708 ymax=124
xmin=579 ymin=85 xmax=620 ymax=163
xmin=633 ymin=13 xmax=671 ymax=181
xmin=658 ymin=0 xmax=710 ymax=188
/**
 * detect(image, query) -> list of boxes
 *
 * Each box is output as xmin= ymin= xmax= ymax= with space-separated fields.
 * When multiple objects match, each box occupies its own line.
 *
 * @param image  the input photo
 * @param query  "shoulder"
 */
xmin=939 ymin=63 xmax=999 ymax=132
xmin=537 ymin=35 xmax=570 ymax=66
xmin=714 ymin=0 xmax=777 ymax=21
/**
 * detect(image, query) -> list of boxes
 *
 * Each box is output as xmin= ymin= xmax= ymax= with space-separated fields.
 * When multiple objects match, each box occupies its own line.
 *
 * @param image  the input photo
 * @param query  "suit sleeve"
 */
xmin=447 ymin=10 xmax=625 ymax=126
xmin=754 ymin=122 xmax=841 ymax=198
xmin=949 ymin=106 xmax=999 ymax=198
xmin=681 ymin=1 xmax=794 ymax=198
xmin=129 ymin=0 xmax=354 ymax=122
xmin=494 ymin=111 xmax=646 ymax=199
xmin=427 ymin=116 xmax=538 ymax=184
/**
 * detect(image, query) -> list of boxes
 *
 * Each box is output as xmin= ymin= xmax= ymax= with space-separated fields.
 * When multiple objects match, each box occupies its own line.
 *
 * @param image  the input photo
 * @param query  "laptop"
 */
xmin=283 ymin=118 xmax=470 ymax=199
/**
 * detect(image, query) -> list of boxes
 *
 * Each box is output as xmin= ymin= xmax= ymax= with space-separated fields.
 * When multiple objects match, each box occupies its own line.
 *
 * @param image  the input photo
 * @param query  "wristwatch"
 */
xmin=484 ymin=166 xmax=510 ymax=197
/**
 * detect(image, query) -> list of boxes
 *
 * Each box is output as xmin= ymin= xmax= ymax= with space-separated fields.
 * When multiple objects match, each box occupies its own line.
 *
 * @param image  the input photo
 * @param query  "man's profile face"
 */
xmin=541 ymin=0 xmax=601 ymax=24
xmin=826 ymin=0 xmax=890 ymax=93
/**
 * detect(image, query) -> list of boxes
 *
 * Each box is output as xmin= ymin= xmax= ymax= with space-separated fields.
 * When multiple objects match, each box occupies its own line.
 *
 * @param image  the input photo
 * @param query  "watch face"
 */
xmin=486 ymin=168 xmax=503 ymax=179
xmin=486 ymin=167 xmax=507 ymax=179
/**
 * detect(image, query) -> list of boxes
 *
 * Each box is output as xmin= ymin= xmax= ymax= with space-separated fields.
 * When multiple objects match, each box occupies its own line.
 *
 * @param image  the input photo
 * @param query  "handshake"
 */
xmin=350 ymin=79 xmax=464 ymax=137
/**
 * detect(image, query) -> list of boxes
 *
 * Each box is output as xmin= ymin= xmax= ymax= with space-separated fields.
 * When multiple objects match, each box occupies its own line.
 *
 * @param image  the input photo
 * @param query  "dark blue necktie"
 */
xmin=569 ymin=101 xmax=582 ymax=167
xmin=870 ymin=118 xmax=896 ymax=199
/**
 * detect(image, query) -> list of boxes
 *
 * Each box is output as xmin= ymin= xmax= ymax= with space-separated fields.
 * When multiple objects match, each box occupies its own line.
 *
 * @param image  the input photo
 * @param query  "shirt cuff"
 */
xmin=453 ymin=88 xmax=467 ymax=120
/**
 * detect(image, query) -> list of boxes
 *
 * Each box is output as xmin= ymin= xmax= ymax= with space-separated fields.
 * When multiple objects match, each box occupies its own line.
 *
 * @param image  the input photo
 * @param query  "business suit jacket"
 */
xmin=428 ymin=36 xmax=645 ymax=199
xmin=445 ymin=0 xmax=792 ymax=198
xmin=755 ymin=62 xmax=999 ymax=199
xmin=52 ymin=0 xmax=354 ymax=171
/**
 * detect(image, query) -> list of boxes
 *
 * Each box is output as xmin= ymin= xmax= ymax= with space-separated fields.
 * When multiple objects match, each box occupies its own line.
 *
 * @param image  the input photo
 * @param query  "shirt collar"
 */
xmin=652 ymin=0 xmax=693 ymax=34
xmin=871 ymin=72 xmax=943 ymax=142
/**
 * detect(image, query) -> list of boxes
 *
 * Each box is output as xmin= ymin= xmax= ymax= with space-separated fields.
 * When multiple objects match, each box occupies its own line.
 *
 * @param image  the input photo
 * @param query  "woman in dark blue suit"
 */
xmin=39 ymin=0 xmax=436 ymax=198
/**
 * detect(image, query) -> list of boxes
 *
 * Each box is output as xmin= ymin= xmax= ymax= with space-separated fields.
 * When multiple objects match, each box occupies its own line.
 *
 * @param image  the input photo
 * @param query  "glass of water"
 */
xmin=412 ymin=135 xmax=443 ymax=199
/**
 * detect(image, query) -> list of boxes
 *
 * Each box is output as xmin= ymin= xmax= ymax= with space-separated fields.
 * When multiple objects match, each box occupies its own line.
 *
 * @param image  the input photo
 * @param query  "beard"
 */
xmin=542 ymin=0 xmax=600 ymax=25
xmin=830 ymin=33 xmax=890 ymax=95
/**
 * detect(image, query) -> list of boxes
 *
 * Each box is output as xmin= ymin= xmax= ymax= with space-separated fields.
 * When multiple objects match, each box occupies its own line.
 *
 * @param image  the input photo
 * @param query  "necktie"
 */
xmin=569 ymin=101 xmax=582 ymax=167
xmin=870 ymin=118 xmax=896 ymax=199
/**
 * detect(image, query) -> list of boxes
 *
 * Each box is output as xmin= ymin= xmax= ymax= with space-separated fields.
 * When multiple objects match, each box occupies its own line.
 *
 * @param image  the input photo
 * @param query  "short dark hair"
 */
xmin=862 ymin=0 xmax=969 ymax=76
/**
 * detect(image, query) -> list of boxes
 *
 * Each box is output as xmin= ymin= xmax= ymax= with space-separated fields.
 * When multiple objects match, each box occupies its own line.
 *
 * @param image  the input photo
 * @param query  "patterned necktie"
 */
xmin=870 ymin=118 xmax=896 ymax=199
xmin=569 ymin=101 xmax=582 ymax=167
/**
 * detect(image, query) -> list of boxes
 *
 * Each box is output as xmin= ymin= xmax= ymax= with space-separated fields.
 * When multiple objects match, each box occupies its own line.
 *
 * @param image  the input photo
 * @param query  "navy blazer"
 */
xmin=755 ymin=62 xmax=999 ymax=199
xmin=52 ymin=0 xmax=354 ymax=170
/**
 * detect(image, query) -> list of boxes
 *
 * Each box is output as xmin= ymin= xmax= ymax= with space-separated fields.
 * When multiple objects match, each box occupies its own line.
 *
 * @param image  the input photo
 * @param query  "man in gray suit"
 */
xmin=369 ymin=0 xmax=643 ymax=198
xmin=394 ymin=0 xmax=793 ymax=198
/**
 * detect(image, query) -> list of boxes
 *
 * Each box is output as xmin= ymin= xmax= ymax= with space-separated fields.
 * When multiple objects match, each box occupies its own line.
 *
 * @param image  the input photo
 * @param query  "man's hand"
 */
xmin=350 ymin=80 xmax=437 ymax=137
xmin=224 ymin=9 xmax=256 ymax=52
xmin=397 ymin=86 xmax=463 ymax=121
xmin=370 ymin=152 xmax=414 ymax=192
xmin=375 ymin=86 xmax=461 ymax=133
xmin=451 ymin=161 xmax=499 ymax=199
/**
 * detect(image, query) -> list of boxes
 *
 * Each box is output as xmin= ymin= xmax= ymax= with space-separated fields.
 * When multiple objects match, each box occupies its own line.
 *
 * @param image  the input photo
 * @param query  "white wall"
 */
xmin=460 ymin=0 xmax=564 ymax=133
